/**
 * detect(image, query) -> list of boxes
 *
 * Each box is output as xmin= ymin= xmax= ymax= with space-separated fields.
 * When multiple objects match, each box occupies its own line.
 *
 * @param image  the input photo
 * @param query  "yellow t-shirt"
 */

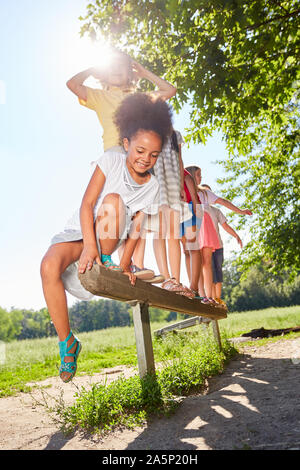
xmin=79 ymin=86 xmax=130 ymax=151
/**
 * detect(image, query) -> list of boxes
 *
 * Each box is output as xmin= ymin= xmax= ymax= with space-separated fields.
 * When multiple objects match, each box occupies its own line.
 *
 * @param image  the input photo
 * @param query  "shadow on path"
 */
xmin=41 ymin=341 xmax=300 ymax=450
xmin=123 ymin=353 xmax=300 ymax=450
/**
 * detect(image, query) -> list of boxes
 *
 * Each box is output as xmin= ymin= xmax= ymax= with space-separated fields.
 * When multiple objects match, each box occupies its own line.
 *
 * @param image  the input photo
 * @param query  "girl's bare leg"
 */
xmin=181 ymin=236 xmax=191 ymax=280
xmin=167 ymin=237 xmax=181 ymax=281
xmin=41 ymin=241 xmax=83 ymax=341
xmin=189 ymin=250 xmax=201 ymax=292
xmin=132 ymin=235 xmax=146 ymax=268
xmin=212 ymin=283 xmax=216 ymax=298
xmin=121 ymin=210 xmax=146 ymax=273
xmin=214 ymin=282 xmax=222 ymax=299
xmin=167 ymin=208 xmax=181 ymax=282
xmin=201 ymin=247 xmax=214 ymax=298
xmin=97 ymin=193 xmax=143 ymax=284
xmin=184 ymin=225 xmax=201 ymax=292
xmin=40 ymin=241 xmax=83 ymax=382
xmin=198 ymin=251 xmax=205 ymax=297
xmin=153 ymin=209 xmax=171 ymax=279
xmin=96 ymin=193 xmax=126 ymax=256
xmin=153 ymin=237 xmax=170 ymax=279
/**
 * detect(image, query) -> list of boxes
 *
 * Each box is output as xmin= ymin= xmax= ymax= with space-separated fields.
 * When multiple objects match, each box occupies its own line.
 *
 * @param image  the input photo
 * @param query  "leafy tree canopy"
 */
xmin=80 ymin=0 xmax=300 ymax=276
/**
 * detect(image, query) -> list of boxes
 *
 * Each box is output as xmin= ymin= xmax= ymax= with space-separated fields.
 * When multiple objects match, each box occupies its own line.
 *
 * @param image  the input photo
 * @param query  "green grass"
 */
xmin=0 ymin=305 xmax=299 ymax=398
xmin=0 ymin=328 xmax=141 ymax=397
xmin=220 ymin=305 xmax=300 ymax=338
xmin=49 ymin=332 xmax=237 ymax=435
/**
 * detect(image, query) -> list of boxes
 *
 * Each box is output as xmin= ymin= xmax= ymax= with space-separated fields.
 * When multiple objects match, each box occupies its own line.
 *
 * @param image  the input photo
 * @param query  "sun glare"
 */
xmin=65 ymin=36 xmax=114 ymax=77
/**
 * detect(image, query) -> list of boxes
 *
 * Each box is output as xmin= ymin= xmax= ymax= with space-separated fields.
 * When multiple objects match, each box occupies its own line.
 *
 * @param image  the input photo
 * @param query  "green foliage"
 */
xmin=222 ymin=260 xmax=300 ymax=311
xmin=80 ymin=0 xmax=300 ymax=275
xmin=0 ymin=300 xmax=176 ymax=342
xmin=0 ymin=307 xmax=22 ymax=341
xmin=155 ymin=331 xmax=236 ymax=396
xmin=69 ymin=299 xmax=132 ymax=332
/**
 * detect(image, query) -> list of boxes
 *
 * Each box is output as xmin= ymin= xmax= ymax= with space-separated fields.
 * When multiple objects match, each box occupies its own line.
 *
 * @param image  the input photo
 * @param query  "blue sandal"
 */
xmin=101 ymin=254 xmax=123 ymax=272
xmin=58 ymin=331 xmax=82 ymax=383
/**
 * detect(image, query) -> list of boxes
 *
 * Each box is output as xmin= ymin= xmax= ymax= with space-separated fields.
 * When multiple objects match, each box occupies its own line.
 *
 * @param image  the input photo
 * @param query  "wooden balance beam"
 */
xmin=79 ymin=264 xmax=227 ymax=378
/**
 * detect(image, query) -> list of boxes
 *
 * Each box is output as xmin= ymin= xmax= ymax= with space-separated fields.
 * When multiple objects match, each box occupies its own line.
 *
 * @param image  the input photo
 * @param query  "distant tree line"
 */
xmin=1 ymin=263 xmax=299 ymax=341
xmin=0 ymin=300 xmax=177 ymax=342
xmin=222 ymin=262 xmax=300 ymax=312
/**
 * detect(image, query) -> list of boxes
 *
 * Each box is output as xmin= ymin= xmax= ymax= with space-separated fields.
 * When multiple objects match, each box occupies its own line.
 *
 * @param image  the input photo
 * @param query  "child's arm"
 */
xmin=78 ymin=166 xmax=106 ymax=273
xmin=221 ymin=222 xmax=243 ymax=248
xmin=66 ymin=67 xmax=104 ymax=102
xmin=132 ymin=60 xmax=176 ymax=100
xmin=185 ymin=173 xmax=202 ymax=218
xmin=214 ymin=196 xmax=252 ymax=216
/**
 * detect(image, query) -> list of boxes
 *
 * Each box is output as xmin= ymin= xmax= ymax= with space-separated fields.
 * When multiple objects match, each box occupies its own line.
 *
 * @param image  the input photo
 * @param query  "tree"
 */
xmin=80 ymin=0 xmax=300 ymax=276
xmin=0 ymin=307 xmax=21 ymax=341
xmin=221 ymin=262 xmax=300 ymax=311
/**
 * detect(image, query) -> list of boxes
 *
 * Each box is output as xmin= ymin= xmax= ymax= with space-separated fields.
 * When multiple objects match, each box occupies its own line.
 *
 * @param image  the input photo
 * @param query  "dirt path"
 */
xmin=0 ymin=336 xmax=299 ymax=450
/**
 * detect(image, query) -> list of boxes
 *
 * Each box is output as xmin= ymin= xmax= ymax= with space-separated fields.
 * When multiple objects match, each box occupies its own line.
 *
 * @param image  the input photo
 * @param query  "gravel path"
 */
xmin=0 ymin=336 xmax=299 ymax=450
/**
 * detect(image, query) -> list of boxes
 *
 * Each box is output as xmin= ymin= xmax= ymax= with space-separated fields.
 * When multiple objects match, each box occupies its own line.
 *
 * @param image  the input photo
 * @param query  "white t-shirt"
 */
xmin=208 ymin=206 xmax=227 ymax=247
xmin=65 ymin=149 xmax=159 ymax=230
xmin=197 ymin=189 xmax=219 ymax=206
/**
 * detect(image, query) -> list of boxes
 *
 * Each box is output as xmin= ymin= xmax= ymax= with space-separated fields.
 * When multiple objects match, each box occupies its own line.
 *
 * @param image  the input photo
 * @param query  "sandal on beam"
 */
xmin=101 ymin=254 xmax=123 ymax=272
xmin=190 ymin=289 xmax=203 ymax=300
xmin=162 ymin=278 xmax=195 ymax=299
xmin=177 ymin=284 xmax=195 ymax=299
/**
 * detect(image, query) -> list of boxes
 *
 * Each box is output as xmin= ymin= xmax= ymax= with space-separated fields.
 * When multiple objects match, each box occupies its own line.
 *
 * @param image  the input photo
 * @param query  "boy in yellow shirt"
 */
xmin=67 ymin=49 xmax=176 ymax=151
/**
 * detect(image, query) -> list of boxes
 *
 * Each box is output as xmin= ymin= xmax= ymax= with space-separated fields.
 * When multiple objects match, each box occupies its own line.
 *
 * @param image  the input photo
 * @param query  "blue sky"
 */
xmin=0 ymin=0 xmax=240 ymax=311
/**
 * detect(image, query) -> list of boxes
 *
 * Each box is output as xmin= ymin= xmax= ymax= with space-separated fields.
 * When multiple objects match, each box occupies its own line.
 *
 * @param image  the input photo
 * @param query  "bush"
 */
xmin=223 ymin=263 xmax=300 ymax=312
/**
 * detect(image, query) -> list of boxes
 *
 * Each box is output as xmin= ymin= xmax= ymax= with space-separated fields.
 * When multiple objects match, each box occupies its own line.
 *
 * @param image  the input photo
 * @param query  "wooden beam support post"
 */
xmin=212 ymin=320 xmax=222 ymax=350
xmin=131 ymin=302 xmax=155 ymax=378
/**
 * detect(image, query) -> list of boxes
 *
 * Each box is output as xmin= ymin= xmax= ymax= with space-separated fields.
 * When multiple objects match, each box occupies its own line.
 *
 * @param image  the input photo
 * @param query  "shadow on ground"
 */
xmin=42 ymin=345 xmax=300 ymax=450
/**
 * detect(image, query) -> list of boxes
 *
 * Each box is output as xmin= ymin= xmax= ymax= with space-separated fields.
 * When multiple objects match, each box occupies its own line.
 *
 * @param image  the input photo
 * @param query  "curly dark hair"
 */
xmin=114 ymin=93 xmax=173 ymax=146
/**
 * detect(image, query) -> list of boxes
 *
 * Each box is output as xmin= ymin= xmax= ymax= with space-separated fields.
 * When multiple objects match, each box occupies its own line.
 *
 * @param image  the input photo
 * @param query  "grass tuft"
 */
xmin=51 ymin=330 xmax=237 ymax=435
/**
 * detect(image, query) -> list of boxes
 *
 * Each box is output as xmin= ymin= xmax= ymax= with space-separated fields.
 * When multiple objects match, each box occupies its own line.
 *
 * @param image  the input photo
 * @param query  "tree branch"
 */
xmin=242 ymin=8 xmax=300 ymax=31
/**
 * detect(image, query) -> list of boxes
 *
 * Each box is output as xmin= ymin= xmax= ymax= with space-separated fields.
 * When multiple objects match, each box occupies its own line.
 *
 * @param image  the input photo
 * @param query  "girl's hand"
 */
xmin=78 ymin=245 xmax=101 ymax=274
xmin=180 ymin=188 xmax=186 ymax=201
xmin=241 ymin=209 xmax=253 ymax=215
xmin=131 ymin=60 xmax=146 ymax=80
xmin=120 ymin=264 xmax=137 ymax=286
xmin=236 ymin=236 xmax=243 ymax=248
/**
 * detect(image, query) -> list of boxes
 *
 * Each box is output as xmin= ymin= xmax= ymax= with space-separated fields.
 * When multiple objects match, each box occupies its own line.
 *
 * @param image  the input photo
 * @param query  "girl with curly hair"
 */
xmin=40 ymin=93 xmax=173 ymax=383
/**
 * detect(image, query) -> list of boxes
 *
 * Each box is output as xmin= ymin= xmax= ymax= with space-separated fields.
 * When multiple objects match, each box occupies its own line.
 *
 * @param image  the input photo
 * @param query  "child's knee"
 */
xmin=102 ymin=193 xmax=124 ymax=207
xmin=97 ymin=193 xmax=125 ymax=219
xmin=202 ymin=250 xmax=212 ymax=266
xmin=40 ymin=253 xmax=60 ymax=281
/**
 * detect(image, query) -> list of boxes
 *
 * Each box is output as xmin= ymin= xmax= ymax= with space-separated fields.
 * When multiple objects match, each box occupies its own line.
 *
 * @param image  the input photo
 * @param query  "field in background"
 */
xmin=0 ymin=305 xmax=299 ymax=397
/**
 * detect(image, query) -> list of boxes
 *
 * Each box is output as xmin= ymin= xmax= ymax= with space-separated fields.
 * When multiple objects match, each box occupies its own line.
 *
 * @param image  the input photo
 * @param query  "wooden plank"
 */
xmin=132 ymin=302 xmax=155 ymax=377
xmin=154 ymin=316 xmax=211 ymax=336
xmin=78 ymin=265 xmax=227 ymax=321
